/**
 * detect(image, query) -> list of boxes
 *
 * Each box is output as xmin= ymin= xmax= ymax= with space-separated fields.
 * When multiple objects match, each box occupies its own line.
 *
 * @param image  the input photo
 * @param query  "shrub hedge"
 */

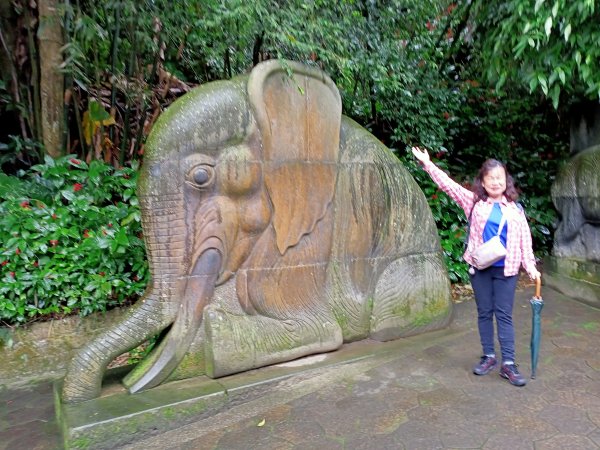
xmin=0 ymin=156 xmax=148 ymax=324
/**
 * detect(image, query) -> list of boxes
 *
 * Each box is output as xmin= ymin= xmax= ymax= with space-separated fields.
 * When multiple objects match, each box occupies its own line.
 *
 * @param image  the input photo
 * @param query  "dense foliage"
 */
xmin=0 ymin=157 xmax=147 ymax=324
xmin=2 ymin=0 xmax=472 ymax=167
xmin=474 ymin=0 xmax=600 ymax=108
xmin=402 ymin=80 xmax=567 ymax=281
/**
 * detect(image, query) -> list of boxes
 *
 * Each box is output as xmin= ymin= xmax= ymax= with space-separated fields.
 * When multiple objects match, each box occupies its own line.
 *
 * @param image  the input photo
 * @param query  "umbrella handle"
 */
xmin=535 ymin=276 xmax=542 ymax=299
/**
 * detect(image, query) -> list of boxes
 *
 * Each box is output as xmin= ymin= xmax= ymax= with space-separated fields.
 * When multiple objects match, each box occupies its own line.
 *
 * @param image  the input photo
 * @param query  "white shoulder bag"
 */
xmin=470 ymin=214 xmax=507 ymax=270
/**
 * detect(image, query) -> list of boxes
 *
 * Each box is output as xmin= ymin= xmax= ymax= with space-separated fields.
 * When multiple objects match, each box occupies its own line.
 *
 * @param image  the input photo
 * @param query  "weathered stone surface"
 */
xmin=552 ymin=145 xmax=600 ymax=263
xmin=61 ymin=59 xmax=452 ymax=404
xmin=0 ymin=308 xmax=128 ymax=387
xmin=544 ymin=256 xmax=600 ymax=307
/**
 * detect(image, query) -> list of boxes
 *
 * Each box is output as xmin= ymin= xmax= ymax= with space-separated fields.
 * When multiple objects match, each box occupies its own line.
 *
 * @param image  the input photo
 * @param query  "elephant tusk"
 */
xmin=123 ymin=248 xmax=222 ymax=393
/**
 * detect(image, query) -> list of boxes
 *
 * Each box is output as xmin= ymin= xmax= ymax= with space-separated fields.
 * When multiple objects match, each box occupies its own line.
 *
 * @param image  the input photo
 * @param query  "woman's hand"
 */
xmin=411 ymin=146 xmax=430 ymax=164
xmin=528 ymin=269 xmax=541 ymax=281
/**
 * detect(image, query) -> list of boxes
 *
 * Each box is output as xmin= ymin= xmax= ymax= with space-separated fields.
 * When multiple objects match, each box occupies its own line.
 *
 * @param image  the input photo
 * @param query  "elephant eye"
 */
xmin=188 ymin=165 xmax=215 ymax=189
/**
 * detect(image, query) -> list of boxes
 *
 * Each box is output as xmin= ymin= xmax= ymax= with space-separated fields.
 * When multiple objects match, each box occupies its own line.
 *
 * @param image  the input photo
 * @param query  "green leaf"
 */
xmin=564 ymin=23 xmax=571 ymax=42
xmin=121 ymin=211 xmax=139 ymax=226
xmin=495 ymin=73 xmax=507 ymax=91
xmin=96 ymin=237 xmax=111 ymax=249
xmin=557 ymin=67 xmax=566 ymax=85
xmin=115 ymin=228 xmax=129 ymax=246
xmin=538 ymin=74 xmax=549 ymax=95
xmin=61 ymin=190 xmax=75 ymax=202
xmin=544 ymin=16 xmax=553 ymax=37
xmin=534 ymin=0 xmax=544 ymax=13
xmin=550 ymin=84 xmax=560 ymax=109
xmin=88 ymin=100 xmax=112 ymax=122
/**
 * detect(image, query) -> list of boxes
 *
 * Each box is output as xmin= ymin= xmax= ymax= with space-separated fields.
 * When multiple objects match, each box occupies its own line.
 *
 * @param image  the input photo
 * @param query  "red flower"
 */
xmin=20 ymin=200 xmax=30 ymax=208
xmin=9 ymin=272 xmax=15 ymax=278
xmin=133 ymin=275 xmax=139 ymax=281
xmin=15 ymin=248 xmax=20 ymax=255
xmin=50 ymin=239 xmax=58 ymax=247
xmin=70 ymin=158 xmax=81 ymax=165
xmin=99 ymin=272 xmax=105 ymax=276
xmin=107 ymin=223 xmax=113 ymax=228
xmin=443 ymin=112 xmax=451 ymax=120
xmin=33 ymin=261 xmax=39 ymax=267
xmin=1 ymin=260 xmax=7 ymax=266
xmin=431 ymin=194 xmax=438 ymax=200
xmin=83 ymin=230 xmax=90 ymax=238
xmin=51 ymin=213 xmax=57 ymax=220
xmin=426 ymin=21 xmax=435 ymax=31
xmin=73 ymin=183 xmax=83 ymax=192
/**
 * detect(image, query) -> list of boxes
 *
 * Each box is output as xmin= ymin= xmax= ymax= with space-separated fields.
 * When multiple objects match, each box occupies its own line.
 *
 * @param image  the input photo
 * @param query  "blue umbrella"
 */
xmin=530 ymin=277 xmax=543 ymax=379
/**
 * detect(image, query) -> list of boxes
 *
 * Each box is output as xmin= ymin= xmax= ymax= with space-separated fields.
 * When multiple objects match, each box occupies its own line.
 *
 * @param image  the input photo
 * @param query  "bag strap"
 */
xmin=495 ymin=213 xmax=507 ymax=237
xmin=466 ymin=203 xmax=506 ymax=247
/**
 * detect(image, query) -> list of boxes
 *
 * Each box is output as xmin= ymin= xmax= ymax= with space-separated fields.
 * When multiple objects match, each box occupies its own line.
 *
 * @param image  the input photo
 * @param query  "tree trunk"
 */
xmin=37 ymin=0 xmax=64 ymax=157
xmin=0 ymin=3 xmax=16 ymax=84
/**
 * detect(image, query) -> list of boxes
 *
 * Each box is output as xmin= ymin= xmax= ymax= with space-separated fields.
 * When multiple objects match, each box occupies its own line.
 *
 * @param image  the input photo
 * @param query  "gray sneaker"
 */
xmin=500 ymin=363 xmax=527 ymax=386
xmin=473 ymin=355 xmax=497 ymax=375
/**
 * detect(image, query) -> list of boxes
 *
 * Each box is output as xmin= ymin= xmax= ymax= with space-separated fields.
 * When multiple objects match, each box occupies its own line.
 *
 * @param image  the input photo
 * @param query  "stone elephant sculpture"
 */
xmin=62 ymin=60 xmax=452 ymax=403
xmin=552 ymin=145 xmax=600 ymax=262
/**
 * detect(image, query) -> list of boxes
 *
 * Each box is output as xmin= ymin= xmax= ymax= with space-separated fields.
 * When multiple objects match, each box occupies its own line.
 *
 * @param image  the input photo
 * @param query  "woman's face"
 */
xmin=482 ymin=166 xmax=506 ymax=201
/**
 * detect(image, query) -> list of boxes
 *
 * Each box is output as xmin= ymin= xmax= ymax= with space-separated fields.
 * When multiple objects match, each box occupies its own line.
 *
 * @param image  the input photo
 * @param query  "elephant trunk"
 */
xmin=125 ymin=247 xmax=222 ymax=393
xmin=61 ymin=193 xmax=186 ymax=403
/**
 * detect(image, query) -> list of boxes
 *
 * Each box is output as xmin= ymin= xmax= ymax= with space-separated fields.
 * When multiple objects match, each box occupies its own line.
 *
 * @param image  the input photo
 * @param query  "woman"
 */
xmin=411 ymin=146 xmax=540 ymax=387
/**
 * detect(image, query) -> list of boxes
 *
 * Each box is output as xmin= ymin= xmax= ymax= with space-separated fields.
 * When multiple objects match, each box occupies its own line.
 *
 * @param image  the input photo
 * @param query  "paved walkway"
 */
xmin=1 ymin=281 xmax=600 ymax=449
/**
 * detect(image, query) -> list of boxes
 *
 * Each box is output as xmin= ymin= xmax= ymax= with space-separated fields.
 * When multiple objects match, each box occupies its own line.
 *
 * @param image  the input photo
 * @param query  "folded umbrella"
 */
xmin=530 ymin=277 xmax=543 ymax=379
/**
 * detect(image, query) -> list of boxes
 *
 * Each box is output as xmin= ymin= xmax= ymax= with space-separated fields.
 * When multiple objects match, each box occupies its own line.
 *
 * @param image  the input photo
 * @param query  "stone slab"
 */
xmin=544 ymin=255 xmax=600 ymax=308
xmin=55 ymin=326 xmax=464 ymax=450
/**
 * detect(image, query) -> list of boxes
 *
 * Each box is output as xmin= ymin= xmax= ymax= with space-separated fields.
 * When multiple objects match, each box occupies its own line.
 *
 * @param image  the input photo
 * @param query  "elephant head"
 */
xmin=62 ymin=60 xmax=452 ymax=403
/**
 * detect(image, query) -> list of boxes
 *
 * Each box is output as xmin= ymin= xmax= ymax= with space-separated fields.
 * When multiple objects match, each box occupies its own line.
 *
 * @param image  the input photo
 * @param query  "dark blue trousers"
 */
xmin=469 ymin=266 xmax=519 ymax=364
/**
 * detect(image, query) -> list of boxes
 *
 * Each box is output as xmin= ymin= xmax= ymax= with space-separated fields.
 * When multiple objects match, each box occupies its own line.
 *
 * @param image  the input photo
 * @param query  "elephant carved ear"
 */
xmin=248 ymin=60 xmax=342 ymax=255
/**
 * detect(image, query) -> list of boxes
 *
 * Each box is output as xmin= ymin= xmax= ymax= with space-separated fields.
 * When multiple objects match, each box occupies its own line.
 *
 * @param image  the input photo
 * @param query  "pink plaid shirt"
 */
xmin=422 ymin=161 xmax=538 ymax=277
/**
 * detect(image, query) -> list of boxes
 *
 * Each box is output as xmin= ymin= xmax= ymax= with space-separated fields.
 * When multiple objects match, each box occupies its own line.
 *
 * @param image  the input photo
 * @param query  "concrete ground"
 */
xmin=1 ymin=280 xmax=600 ymax=450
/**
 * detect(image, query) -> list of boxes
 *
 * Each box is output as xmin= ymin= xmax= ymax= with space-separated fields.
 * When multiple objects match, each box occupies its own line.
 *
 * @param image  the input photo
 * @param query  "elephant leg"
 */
xmin=203 ymin=304 xmax=343 ymax=378
xmin=61 ymin=291 xmax=174 ymax=403
xmin=553 ymin=199 xmax=586 ymax=258
xmin=582 ymin=223 xmax=600 ymax=262
xmin=369 ymin=252 xmax=452 ymax=341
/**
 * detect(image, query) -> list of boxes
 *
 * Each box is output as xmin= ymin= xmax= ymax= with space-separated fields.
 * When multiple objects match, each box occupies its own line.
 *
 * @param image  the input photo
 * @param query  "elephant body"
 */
xmin=552 ymin=145 xmax=600 ymax=262
xmin=62 ymin=60 xmax=452 ymax=403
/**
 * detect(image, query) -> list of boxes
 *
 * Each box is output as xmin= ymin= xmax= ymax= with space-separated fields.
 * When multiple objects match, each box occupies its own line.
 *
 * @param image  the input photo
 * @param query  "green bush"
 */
xmin=0 ymin=156 xmax=148 ymax=325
